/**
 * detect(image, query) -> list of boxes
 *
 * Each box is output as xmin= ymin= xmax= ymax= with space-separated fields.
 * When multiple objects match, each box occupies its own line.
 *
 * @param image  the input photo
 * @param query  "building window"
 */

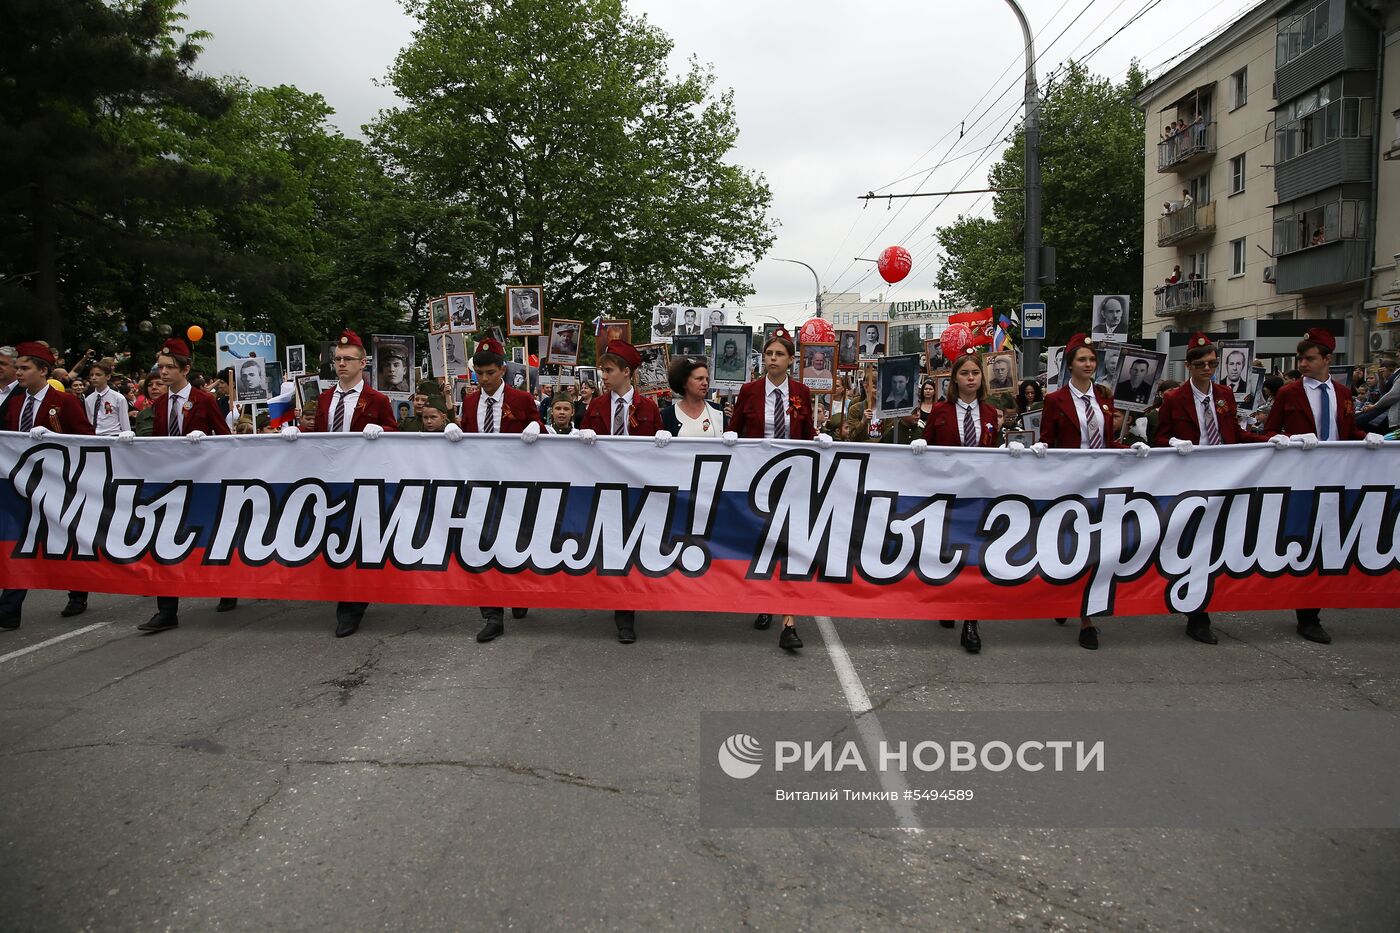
xmin=1272 ymin=197 xmax=1369 ymax=255
xmin=1276 ymin=0 xmax=1332 ymax=68
xmin=1230 ymin=68 xmax=1247 ymax=110
xmin=1229 ymin=155 xmax=1245 ymax=194
xmin=1190 ymin=251 xmax=1208 ymax=278
xmin=1231 ymin=238 xmax=1246 ymax=277
xmin=1274 ymin=77 xmax=1373 ymax=164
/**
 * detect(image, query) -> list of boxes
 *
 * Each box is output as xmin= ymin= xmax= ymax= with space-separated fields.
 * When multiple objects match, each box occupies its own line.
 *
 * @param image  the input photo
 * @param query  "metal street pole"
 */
xmin=1002 ymin=0 xmax=1042 ymax=378
xmin=773 ymin=258 xmax=824 ymax=318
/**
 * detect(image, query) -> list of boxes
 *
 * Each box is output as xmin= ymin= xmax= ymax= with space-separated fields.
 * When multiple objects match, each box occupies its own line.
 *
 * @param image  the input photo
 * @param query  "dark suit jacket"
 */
xmin=581 ymin=392 xmax=663 ymax=436
xmin=1263 ymin=378 xmax=1364 ymax=439
xmin=728 ymin=378 xmax=816 ymax=440
xmin=3 ymin=388 xmax=95 ymax=434
xmin=0 ymin=384 xmax=22 ymax=429
xmin=922 ymin=400 xmax=998 ymax=447
xmin=1154 ymin=382 xmax=1270 ymax=445
xmin=152 ymin=386 xmax=229 ymax=436
xmin=313 ymin=384 xmax=398 ymax=433
xmin=460 ymin=386 xmax=543 ymax=434
xmin=1114 ymin=379 xmax=1153 ymax=407
xmin=1040 ymin=384 xmax=1123 ymax=449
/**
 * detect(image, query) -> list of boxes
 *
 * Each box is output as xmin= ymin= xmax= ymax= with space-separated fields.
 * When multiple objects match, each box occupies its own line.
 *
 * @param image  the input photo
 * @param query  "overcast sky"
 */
xmin=180 ymin=0 xmax=1261 ymax=326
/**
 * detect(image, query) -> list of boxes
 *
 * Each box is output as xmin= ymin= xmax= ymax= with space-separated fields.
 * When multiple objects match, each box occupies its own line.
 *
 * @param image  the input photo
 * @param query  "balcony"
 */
xmin=1273 ymin=239 xmax=1369 ymax=294
xmin=1154 ymin=279 xmax=1214 ymax=317
xmin=1156 ymin=201 xmax=1216 ymax=247
xmin=1157 ymin=122 xmax=1215 ymax=173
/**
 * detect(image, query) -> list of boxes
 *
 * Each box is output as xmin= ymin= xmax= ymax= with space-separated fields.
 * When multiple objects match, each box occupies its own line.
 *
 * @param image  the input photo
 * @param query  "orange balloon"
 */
xmin=187 ymin=325 xmax=204 ymax=343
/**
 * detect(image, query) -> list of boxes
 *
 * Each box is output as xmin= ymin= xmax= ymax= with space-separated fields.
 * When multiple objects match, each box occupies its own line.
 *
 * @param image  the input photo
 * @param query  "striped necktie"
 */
xmin=1081 ymin=394 xmax=1103 ymax=449
xmin=483 ymin=396 xmax=495 ymax=434
xmin=613 ymin=397 xmax=625 ymax=435
xmin=771 ymin=389 xmax=786 ymax=438
xmin=331 ymin=391 xmax=347 ymax=433
xmin=962 ymin=403 xmax=976 ymax=447
xmin=168 ymin=395 xmax=182 ymax=436
xmin=19 ymin=395 xmax=36 ymax=432
xmin=1201 ymin=396 xmax=1221 ymax=446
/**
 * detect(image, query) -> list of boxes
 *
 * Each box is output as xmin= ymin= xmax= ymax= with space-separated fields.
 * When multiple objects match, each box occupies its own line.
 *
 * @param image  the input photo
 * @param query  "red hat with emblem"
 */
xmin=1065 ymin=333 xmax=1097 ymax=358
xmin=1302 ymin=327 xmax=1336 ymax=353
xmin=1188 ymin=332 xmax=1214 ymax=349
xmin=603 ymin=340 xmax=642 ymax=371
xmin=960 ymin=346 xmax=979 ymax=357
xmin=161 ymin=337 xmax=192 ymax=358
xmin=15 ymin=341 xmax=56 ymax=367
xmin=472 ymin=337 xmax=506 ymax=365
xmin=336 ymin=330 xmax=364 ymax=349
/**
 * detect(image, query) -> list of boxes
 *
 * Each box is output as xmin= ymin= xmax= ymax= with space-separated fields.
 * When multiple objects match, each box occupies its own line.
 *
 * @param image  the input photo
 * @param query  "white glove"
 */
xmin=721 ymin=430 xmax=738 ymax=447
xmin=908 ymin=437 xmax=926 ymax=455
xmin=280 ymin=425 xmax=299 ymax=441
xmin=1364 ymin=432 xmax=1385 ymax=449
xmin=653 ymin=429 xmax=672 ymax=448
xmin=1292 ymin=432 xmax=1319 ymax=450
xmin=1168 ymin=437 xmax=1193 ymax=456
xmin=577 ymin=428 xmax=597 ymax=446
xmin=443 ymin=423 xmax=464 ymax=442
xmin=1269 ymin=434 xmax=1292 ymax=450
xmin=1130 ymin=441 xmax=1150 ymax=458
xmin=1007 ymin=441 xmax=1026 ymax=457
xmin=520 ymin=421 xmax=541 ymax=445
xmin=816 ymin=433 xmax=834 ymax=450
xmin=185 ymin=430 xmax=206 ymax=444
xmin=362 ymin=423 xmax=384 ymax=440
xmin=1030 ymin=442 xmax=1048 ymax=459
xmin=117 ymin=430 xmax=136 ymax=444
xmin=28 ymin=426 xmax=50 ymax=440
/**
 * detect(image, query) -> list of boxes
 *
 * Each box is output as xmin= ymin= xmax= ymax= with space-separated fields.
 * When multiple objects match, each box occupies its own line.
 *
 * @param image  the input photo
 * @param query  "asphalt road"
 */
xmin=1 ymin=590 xmax=1397 ymax=931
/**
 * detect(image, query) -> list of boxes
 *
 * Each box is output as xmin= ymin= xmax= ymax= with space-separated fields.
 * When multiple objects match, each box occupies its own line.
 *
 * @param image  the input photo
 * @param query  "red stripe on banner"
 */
xmin=1 ymin=551 xmax=1396 ymax=620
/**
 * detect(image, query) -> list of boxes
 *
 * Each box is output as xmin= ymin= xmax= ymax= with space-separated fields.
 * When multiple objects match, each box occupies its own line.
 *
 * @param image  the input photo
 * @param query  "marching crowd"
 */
xmin=0 ymin=325 xmax=1393 ymax=656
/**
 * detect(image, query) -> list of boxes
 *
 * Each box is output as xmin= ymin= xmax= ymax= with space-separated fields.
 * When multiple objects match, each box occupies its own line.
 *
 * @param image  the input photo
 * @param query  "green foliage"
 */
xmin=935 ymin=62 xmax=1146 ymax=343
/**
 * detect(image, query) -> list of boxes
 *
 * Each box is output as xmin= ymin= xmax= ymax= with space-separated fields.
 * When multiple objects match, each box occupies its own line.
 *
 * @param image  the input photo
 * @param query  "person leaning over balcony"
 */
xmin=1180 ymin=190 xmax=1192 ymax=211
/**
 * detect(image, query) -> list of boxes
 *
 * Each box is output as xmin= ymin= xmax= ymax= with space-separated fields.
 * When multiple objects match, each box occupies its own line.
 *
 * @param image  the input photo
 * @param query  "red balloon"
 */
xmin=877 ymin=245 xmax=912 ymax=284
xmin=939 ymin=323 xmax=973 ymax=361
xmin=798 ymin=317 xmax=835 ymax=345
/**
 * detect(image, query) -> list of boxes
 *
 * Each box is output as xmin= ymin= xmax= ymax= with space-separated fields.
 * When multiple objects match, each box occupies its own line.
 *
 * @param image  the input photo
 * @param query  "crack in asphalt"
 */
xmin=240 ymin=764 xmax=291 ymax=832
xmin=321 ymin=638 xmax=387 ymax=706
xmin=295 ymin=757 xmax=629 ymax=794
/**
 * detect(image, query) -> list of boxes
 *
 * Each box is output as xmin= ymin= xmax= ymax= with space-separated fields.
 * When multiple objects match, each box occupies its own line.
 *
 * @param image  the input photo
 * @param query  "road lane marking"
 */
xmin=0 ymin=622 xmax=113 ymax=665
xmin=814 ymin=615 xmax=923 ymax=832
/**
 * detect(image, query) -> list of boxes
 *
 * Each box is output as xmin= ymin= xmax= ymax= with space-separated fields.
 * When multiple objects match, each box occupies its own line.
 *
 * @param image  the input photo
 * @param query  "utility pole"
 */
xmin=1004 ymin=0 xmax=1042 ymax=378
xmin=773 ymin=258 xmax=823 ymax=318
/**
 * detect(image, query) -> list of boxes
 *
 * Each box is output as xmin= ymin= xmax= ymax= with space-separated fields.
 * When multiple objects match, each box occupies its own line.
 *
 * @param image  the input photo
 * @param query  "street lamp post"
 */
xmin=772 ymin=258 xmax=824 ymax=318
xmin=1002 ymin=0 xmax=1042 ymax=378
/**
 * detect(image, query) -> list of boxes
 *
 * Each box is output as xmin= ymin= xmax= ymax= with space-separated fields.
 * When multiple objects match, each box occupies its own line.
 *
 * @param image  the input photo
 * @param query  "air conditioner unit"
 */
xmin=1370 ymin=330 xmax=1397 ymax=352
xmin=1262 ymin=265 xmax=1276 ymax=284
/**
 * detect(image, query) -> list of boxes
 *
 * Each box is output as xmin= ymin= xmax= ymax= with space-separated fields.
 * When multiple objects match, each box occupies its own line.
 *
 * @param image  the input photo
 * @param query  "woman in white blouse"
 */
xmin=661 ymin=356 xmax=723 ymax=438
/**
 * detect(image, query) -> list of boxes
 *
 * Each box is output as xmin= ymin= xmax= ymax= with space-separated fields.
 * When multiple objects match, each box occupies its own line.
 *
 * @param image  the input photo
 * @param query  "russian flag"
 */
xmin=267 ymin=382 xmax=297 ymax=429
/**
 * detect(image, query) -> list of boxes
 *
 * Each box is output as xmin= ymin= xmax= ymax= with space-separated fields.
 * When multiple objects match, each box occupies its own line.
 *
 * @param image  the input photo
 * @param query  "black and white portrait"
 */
xmin=505 ymin=361 xmax=530 ymax=391
xmin=801 ymin=343 xmax=836 ymax=392
xmin=295 ymin=374 xmax=321 ymax=410
xmin=650 ymin=305 xmax=677 ymax=341
xmin=983 ymin=351 xmax=1017 ymax=393
xmin=1046 ymin=345 xmax=1066 ymax=389
xmin=838 ymin=331 xmax=860 ymax=369
xmin=1243 ymin=367 xmax=1267 ymax=412
xmin=286 ymin=344 xmax=306 ymax=376
xmin=1019 ymin=408 xmax=1043 ymax=443
xmin=318 ymin=341 xmax=337 ymax=381
xmin=431 ymin=333 xmax=468 ymax=378
xmin=1112 ymin=348 xmax=1166 ymax=413
xmin=636 ymin=343 xmax=670 ymax=392
xmin=574 ymin=366 xmax=597 ymax=393
xmin=922 ymin=339 xmax=946 ymax=374
xmin=930 ymin=369 xmax=950 ymax=402
xmin=235 ymin=357 xmax=269 ymax=402
xmin=548 ymin=319 xmax=582 ymax=367
xmin=1091 ymin=295 xmax=1130 ymax=342
xmin=429 ymin=297 xmax=450 ymax=335
xmin=1215 ymin=339 xmax=1255 ymax=400
xmin=710 ymin=325 xmax=751 ymax=389
xmin=875 ymin=353 xmax=920 ymax=418
xmin=702 ymin=308 xmax=727 ymax=341
xmin=506 ymin=285 xmax=543 ymax=337
xmin=1005 ymin=429 xmax=1035 ymax=448
xmin=676 ymin=308 xmax=702 ymax=336
xmin=447 ymin=292 xmax=478 ymax=333
xmin=858 ymin=320 xmax=888 ymax=358
xmin=671 ymin=334 xmax=704 ymax=358
xmin=1093 ymin=344 xmax=1122 ymax=390
xmin=455 ymin=380 xmax=472 ymax=415
xmin=372 ymin=335 xmax=414 ymax=394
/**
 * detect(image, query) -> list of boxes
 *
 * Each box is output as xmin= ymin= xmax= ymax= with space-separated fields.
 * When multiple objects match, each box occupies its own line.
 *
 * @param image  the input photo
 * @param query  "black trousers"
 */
xmin=0 ymin=589 xmax=87 ymax=616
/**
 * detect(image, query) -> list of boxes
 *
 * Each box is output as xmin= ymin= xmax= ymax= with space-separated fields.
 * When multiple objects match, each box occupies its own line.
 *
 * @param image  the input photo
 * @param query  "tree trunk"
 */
xmin=32 ymin=173 xmax=61 ymax=347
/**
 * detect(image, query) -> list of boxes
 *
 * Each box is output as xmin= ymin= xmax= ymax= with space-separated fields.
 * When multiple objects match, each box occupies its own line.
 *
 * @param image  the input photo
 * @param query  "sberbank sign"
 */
xmin=889 ymin=298 xmax=962 ymax=317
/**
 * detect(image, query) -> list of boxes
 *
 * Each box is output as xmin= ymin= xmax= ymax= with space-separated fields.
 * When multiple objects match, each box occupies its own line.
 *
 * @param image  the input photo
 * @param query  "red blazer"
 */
xmin=1263 ymin=378 xmax=1364 ymax=440
xmin=3 ymin=388 xmax=95 ymax=434
xmin=313 ymin=384 xmax=398 ymax=433
xmin=922 ymin=399 xmax=998 ymax=447
xmin=1154 ymin=382 xmax=1270 ymax=446
xmin=581 ymin=391 xmax=663 ymax=436
xmin=727 ymin=378 xmax=817 ymax=441
xmin=151 ymin=386 xmax=229 ymax=436
xmin=1040 ymin=384 xmax=1123 ymax=449
xmin=459 ymin=386 xmax=543 ymax=434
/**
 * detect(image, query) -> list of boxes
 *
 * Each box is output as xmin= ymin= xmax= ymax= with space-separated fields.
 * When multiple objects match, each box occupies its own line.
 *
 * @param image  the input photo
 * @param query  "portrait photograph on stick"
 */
xmin=234 ymin=357 xmax=269 ymax=403
xmin=650 ymin=305 xmax=678 ymax=341
xmin=702 ymin=307 xmax=727 ymax=341
xmin=428 ymin=296 xmax=450 ymax=335
xmin=446 ymin=292 xmax=478 ymax=333
xmin=837 ymin=330 xmax=859 ymax=369
xmin=1091 ymin=295 xmax=1130 ymax=342
xmin=547 ymin=319 xmax=583 ymax=366
xmin=923 ymin=339 xmax=946 ymax=375
xmin=800 ymin=342 xmax=836 ymax=392
xmin=286 ymin=344 xmax=306 ymax=376
xmin=295 ymin=374 xmax=321 ymax=410
xmin=875 ymin=353 xmax=919 ymax=419
xmin=1019 ymin=408 xmax=1043 ymax=443
xmin=1095 ymin=344 xmax=1122 ymax=388
xmin=1215 ymin=339 xmax=1255 ymax=401
xmin=709 ymin=325 xmax=752 ymax=391
xmin=858 ymin=320 xmax=888 ymax=359
xmin=635 ymin=343 xmax=671 ymax=393
xmin=430 ymin=332 xmax=469 ymax=378
xmin=505 ymin=285 xmax=544 ymax=337
xmin=982 ymin=350 xmax=1017 ymax=394
xmin=574 ymin=365 xmax=598 ymax=391
xmin=671 ymin=333 xmax=704 ymax=358
xmin=1006 ymin=429 xmax=1035 ymax=448
xmin=596 ymin=320 xmax=631 ymax=361
xmin=930 ymin=368 xmax=950 ymax=402
xmin=1112 ymin=347 xmax=1166 ymax=413
xmin=371 ymin=335 xmax=415 ymax=395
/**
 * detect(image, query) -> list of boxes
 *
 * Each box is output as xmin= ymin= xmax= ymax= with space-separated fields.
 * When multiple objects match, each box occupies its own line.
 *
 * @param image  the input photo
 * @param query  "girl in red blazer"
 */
xmin=921 ymin=348 xmax=996 ymax=653
xmin=729 ymin=329 xmax=811 ymax=652
xmin=1040 ymin=334 xmax=1120 ymax=650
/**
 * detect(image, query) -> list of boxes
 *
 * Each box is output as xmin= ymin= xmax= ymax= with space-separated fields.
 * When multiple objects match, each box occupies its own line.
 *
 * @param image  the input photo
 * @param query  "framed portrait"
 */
xmin=295 ymin=374 xmax=321 ymax=409
xmin=505 ymin=285 xmax=544 ymax=337
xmin=709 ymin=324 xmax=753 ymax=391
xmin=1045 ymin=345 xmax=1066 ymax=389
xmin=1019 ymin=408 xmax=1043 ymax=443
xmin=371 ymin=335 xmax=415 ymax=395
xmin=801 ymin=342 xmax=836 ymax=392
xmin=837 ymin=330 xmax=860 ymax=370
xmin=430 ymin=332 xmax=469 ymax=378
xmin=1005 ymin=429 xmax=1035 ymax=447
xmin=286 ymin=344 xmax=306 ymax=376
xmin=673 ymin=307 xmax=705 ymax=338
xmin=428 ymin=296 xmax=450 ymax=335
xmin=650 ymin=305 xmax=678 ymax=341
xmin=635 ymin=342 xmax=670 ymax=393
xmin=930 ymin=368 xmax=951 ymax=402
xmin=388 ymin=395 xmax=413 ymax=425
xmin=1091 ymin=295 xmax=1130 ymax=343
xmin=233 ymin=357 xmax=269 ymax=403
xmin=547 ymin=318 xmax=583 ymax=366
xmin=1215 ymin=339 xmax=1255 ymax=401
xmin=454 ymin=380 xmax=473 ymax=415
xmin=875 ymin=353 xmax=920 ymax=418
xmin=596 ymin=320 xmax=632 ymax=361
xmin=1243 ymin=366 xmax=1267 ymax=412
xmin=504 ymin=361 xmax=534 ymax=393
xmin=857 ymin=320 xmax=888 ymax=359
xmin=1111 ymin=347 xmax=1167 ymax=413
xmin=574 ymin=366 xmax=598 ymax=391
xmin=922 ymin=339 xmax=946 ymax=375
xmin=761 ymin=322 xmax=783 ymax=346
xmin=263 ymin=361 xmax=284 ymax=395
xmin=671 ymin=333 xmax=704 ymax=358
xmin=701 ymin=308 xmax=727 ymax=342
xmin=1095 ymin=344 xmax=1123 ymax=389
xmin=446 ymin=292 xmax=478 ymax=334
xmin=982 ymin=350 xmax=1017 ymax=395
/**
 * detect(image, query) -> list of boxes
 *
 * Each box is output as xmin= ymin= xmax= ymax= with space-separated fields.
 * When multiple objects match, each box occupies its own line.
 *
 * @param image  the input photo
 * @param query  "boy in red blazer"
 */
xmin=136 ymin=338 xmax=239 ymax=634
xmin=0 ymin=342 xmax=95 ymax=630
xmin=580 ymin=340 xmax=661 ymax=643
xmin=458 ymin=337 xmax=544 ymax=643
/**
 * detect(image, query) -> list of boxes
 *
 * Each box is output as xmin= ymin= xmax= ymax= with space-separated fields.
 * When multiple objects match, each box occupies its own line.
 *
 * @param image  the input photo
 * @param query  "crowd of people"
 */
xmin=1 ymin=326 xmax=1393 ymax=656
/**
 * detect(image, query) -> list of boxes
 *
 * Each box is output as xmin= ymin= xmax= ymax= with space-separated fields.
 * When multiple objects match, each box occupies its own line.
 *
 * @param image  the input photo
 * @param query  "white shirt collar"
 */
xmin=27 ymin=384 xmax=49 ymax=404
xmin=1068 ymin=381 xmax=1096 ymax=402
xmin=167 ymin=383 xmax=189 ymax=403
xmin=612 ymin=387 xmax=634 ymax=405
xmin=1190 ymin=381 xmax=1214 ymax=404
xmin=956 ymin=397 xmax=978 ymax=412
xmin=1302 ymin=375 xmax=1330 ymax=391
xmin=337 ymin=379 xmax=364 ymax=395
xmin=484 ymin=382 xmax=505 ymax=403
xmin=766 ymin=377 xmax=789 ymax=396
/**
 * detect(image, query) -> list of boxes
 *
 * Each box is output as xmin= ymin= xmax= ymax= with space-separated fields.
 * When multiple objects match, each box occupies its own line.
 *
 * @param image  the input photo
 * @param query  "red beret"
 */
xmin=337 ymin=330 xmax=364 ymax=349
xmin=161 ymin=338 xmax=191 ymax=358
xmin=604 ymin=340 xmax=642 ymax=370
xmin=1065 ymin=333 xmax=1097 ymax=358
xmin=1303 ymin=327 xmax=1335 ymax=352
xmin=961 ymin=346 xmax=979 ymax=357
xmin=15 ymin=341 xmax=55 ymax=366
xmin=475 ymin=337 xmax=506 ymax=359
xmin=1189 ymin=332 xmax=1214 ymax=350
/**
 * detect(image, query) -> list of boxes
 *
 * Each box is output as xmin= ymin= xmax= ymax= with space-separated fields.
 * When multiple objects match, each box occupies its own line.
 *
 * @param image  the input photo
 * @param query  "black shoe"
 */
xmin=1078 ymin=626 xmax=1099 ymax=650
xmin=477 ymin=620 xmax=505 ymax=642
xmin=335 ymin=617 xmax=360 ymax=638
xmin=1296 ymin=620 xmax=1331 ymax=644
xmin=779 ymin=625 xmax=802 ymax=651
xmin=961 ymin=620 xmax=981 ymax=654
xmin=215 ymin=598 xmax=238 ymax=613
xmin=511 ymin=608 xmax=528 ymax=619
xmin=753 ymin=613 xmax=772 ymax=630
xmin=1186 ymin=621 xmax=1218 ymax=645
xmin=617 ymin=624 xmax=636 ymax=644
xmin=939 ymin=619 xmax=955 ymax=629
xmin=1055 ymin=618 xmax=1068 ymax=625
xmin=0 ymin=613 xmax=19 ymax=631
xmin=137 ymin=613 xmax=178 ymax=633
xmin=60 ymin=597 xmax=87 ymax=618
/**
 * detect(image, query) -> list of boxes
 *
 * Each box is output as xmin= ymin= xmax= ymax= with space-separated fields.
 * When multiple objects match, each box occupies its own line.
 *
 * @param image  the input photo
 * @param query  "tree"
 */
xmin=369 ymin=0 xmax=775 ymax=343
xmin=935 ymin=62 xmax=1146 ymax=344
